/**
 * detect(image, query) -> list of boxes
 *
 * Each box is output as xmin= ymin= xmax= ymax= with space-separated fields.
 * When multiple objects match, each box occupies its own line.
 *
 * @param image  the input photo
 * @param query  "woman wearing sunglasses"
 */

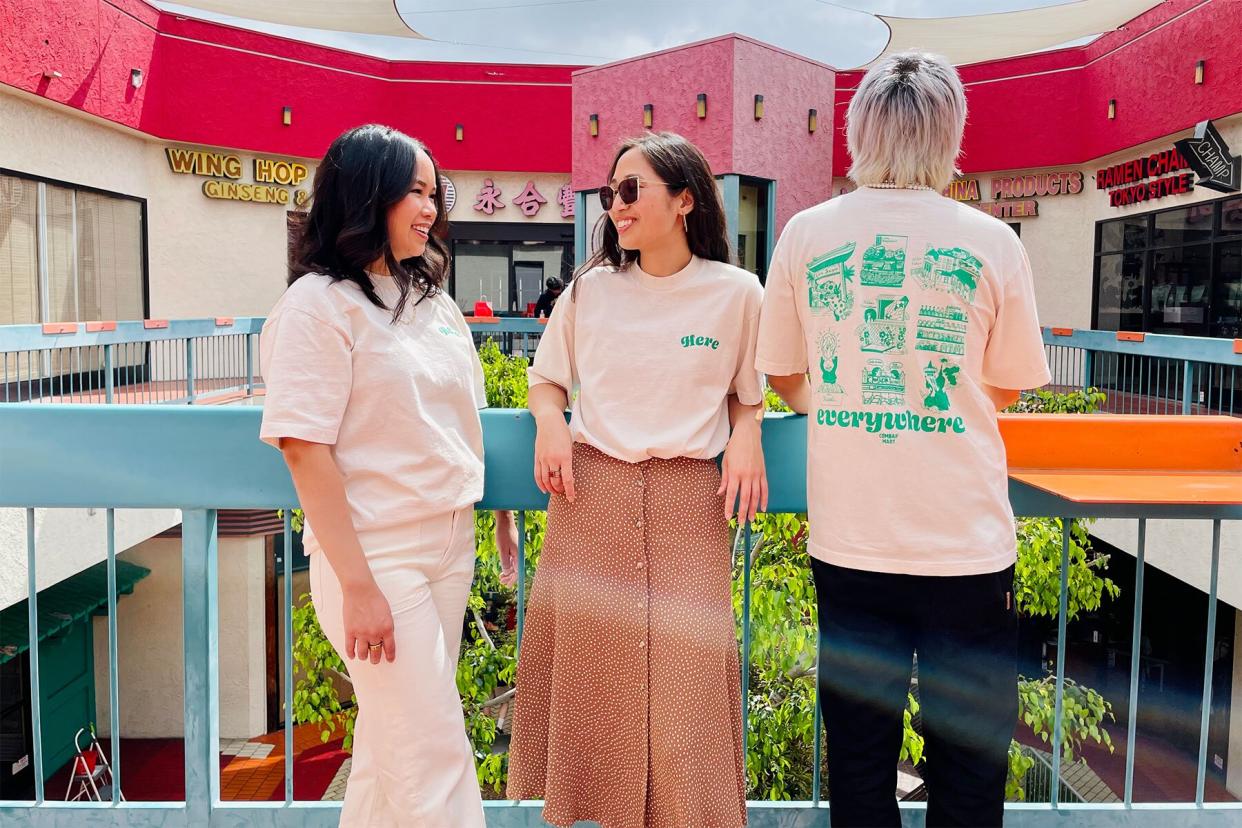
xmin=505 ymin=132 xmax=765 ymax=827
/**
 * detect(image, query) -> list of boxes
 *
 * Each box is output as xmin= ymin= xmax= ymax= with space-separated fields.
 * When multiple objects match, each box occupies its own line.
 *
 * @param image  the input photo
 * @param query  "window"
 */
xmin=447 ymin=223 xmax=573 ymax=316
xmin=0 ymin=172 xmax=145 ymax=326
xmin=1093 ymin=194 xmax=1242 ymax=337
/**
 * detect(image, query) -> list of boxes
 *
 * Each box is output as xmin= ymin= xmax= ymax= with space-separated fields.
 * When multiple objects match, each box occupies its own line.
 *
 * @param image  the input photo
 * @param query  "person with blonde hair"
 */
xmin=757 ymin=52 xmax=1050 ymax=827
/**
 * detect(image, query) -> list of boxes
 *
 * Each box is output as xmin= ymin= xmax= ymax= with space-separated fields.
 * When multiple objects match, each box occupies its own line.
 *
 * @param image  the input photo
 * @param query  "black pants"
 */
xmin=811 ymin=559 xmax=1018 ymax=828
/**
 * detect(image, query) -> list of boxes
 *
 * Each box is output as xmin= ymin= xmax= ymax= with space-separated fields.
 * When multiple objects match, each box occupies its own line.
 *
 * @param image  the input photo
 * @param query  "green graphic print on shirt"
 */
xmin=860 ymin=234 xmax=908 ymax=288
xmin=806 ymin=242 xmax=856 ymax=322
xmin=811 ymin=238 xmax=981 ymax=444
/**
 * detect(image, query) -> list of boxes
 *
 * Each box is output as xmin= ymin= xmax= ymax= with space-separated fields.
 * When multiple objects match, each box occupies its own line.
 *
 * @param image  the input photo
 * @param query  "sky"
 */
xmin=154 ymin=0 xmax=1084 ymax=69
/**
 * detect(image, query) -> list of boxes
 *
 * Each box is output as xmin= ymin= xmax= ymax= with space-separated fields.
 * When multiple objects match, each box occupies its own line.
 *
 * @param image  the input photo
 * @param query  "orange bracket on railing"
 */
xmin=1116 ymin=331 xmax=1145 ymax=342
xmin=1235 ymin=340 xmax=1242 ymax=355
xmin=538 ymin=317 xmax=549 ymax=325
xmin=144 ymin=319 xmax=170 ymax=329
xmin=472 ymin=316 xmax=501 ymax=324
xmin=215 ymin=317 xmax=235 ymax=326
xmin=42 ymin=323 xmax=78 ymax=335
xmin=1051 ymin=327 xmax=1074 ymax=336
xmin=86 ymin=321 xmax=117 ymax=332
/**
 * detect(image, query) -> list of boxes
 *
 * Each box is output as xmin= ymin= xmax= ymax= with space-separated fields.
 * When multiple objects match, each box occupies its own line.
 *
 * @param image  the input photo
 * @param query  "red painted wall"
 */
xmin=832 ymin=0 xmax=1242 ymax=177
xmin=0 ymin=0 xmax=579 ymax=171
xmin=4 ymin=0 xmax=1241 ymax=181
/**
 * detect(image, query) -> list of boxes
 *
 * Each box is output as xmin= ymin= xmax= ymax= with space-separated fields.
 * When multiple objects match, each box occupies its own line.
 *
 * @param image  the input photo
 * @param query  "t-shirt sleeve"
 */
xmin=259 ymin=304 xmax=353 ymax=448
xmin=755 ymin=224 xmax=809 ymax=376
xmin=981 ymin=238 xmax=1052 ymax=390
xmin=527 ymin=283 xmax=577 ymax=393
xmin=730 ymin=283 xmax=765 ymax=406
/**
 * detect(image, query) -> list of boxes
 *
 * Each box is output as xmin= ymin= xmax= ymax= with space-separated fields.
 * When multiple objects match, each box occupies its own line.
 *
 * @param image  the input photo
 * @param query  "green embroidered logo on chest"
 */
xmin=681 ymin=334 xmax=720 ymax=350
xmin=438 ymin=325 xmax=462 ymax=337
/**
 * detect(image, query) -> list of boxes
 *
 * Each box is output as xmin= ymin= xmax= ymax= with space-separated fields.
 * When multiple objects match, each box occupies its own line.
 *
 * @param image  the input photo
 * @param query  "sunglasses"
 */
xmin=599 ymin=175 xmax=684 ymax=211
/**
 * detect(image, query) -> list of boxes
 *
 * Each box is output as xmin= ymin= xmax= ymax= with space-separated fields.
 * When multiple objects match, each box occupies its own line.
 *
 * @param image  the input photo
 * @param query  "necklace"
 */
xmin=865 ymin=182 xmax=934 ymax=191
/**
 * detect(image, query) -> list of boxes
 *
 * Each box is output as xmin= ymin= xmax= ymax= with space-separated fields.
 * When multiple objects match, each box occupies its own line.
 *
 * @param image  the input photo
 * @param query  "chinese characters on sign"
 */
xmin=466 ymin=178 xmax=572 ymax=219
xmin=473 ymin=178 xmax=505 ymax=214
xmin=513 ymin=180 xmax=547 ymax=216
xmin=558 ymin=184 xmax=575 ymax=218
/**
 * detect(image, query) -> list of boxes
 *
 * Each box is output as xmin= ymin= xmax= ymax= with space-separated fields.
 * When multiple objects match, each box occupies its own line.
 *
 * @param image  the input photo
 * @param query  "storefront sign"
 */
xmin=166 ymin=147 xmax=310 ymax=207
xmin=513 ymin=181 xmax=547 ymax=217
xmin=440 ymin=175 xmax=457 ymax=212
xmin=1174 ymin=119 xmax=1241 ymax=193
xmin=945 ymin=178 xmax=981 ymax=202
xmin=1096 ymin=147 xmax=1194 ymax=207
xmin=974 ymin=200 xmax=1038 ymax=219
xmin=557 ymin=184 xmax=575 ymax=218
xmin=473 ymin=178 xmax=505 ymax=215
xmin=991 ymin=171 xmax=1082 ymax=199
xmin=944 ymin=170 xmax=1081 ymax=219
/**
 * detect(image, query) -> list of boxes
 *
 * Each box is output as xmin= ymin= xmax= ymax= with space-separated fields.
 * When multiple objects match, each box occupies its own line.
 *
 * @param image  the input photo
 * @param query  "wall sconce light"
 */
xmin=589 ymin=113 xmax=599 ymax=137
xmin=455 ymin=123 xmax=464 ymax=141
xmin=1107 ymin=99 xmax=1116 ymax=120
xmin=42 ymin=69 xmax=62 ymax=80
xmin=643 ymin=104 xmax=653 ymax=129
xmin=282 ymin=106 xmax=292 ymax=126
xmin=130 ymin=68 xmax=143 ymax=89
xmin=1195 ymin=60 xmax=1205 ymax=84
xmin=696 ymin=93 xmax=707 ymax=120
xmin=754 ymin=94 xmax=764 ymax=120
xmin=808 ymin=108 xmax=818 ymax=133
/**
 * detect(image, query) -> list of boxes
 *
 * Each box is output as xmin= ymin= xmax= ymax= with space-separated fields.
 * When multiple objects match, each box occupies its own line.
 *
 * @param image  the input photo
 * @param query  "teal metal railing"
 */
xmin=7 ymin=319 xmax=1241 ymax=412
xmin=0 ymin=404 xmax=1238 ymax=826
xmin=1041 ymin=327 xmax=1242 ymax=415
xmin=0 ymin=317 xmax=545 ymax=404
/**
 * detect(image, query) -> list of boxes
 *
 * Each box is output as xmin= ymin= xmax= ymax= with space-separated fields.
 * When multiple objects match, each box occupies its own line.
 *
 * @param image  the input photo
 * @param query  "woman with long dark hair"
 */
xmin=506 ymin=132 xmax=765 ymax=827
xmin=259 ymin=124 xmax=500 ymax=827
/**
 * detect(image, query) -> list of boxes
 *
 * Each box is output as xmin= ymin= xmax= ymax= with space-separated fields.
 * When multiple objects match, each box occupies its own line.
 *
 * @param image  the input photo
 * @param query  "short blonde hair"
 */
xmin=846 ymin=52 xmax=967 ymax=192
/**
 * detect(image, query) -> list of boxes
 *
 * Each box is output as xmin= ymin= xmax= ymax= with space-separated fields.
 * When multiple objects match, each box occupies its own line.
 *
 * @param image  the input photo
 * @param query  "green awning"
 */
xmin=0 ymin=559 xmax=151 ymax=664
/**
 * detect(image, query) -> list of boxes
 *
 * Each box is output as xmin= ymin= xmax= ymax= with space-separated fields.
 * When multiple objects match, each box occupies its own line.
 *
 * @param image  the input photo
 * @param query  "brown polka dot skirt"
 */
xmin=507 ymin=442 xmax=747 ymax=828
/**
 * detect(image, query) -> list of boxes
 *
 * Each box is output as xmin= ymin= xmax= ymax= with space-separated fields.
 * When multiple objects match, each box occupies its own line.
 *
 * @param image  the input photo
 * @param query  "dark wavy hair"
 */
xmin=291 ymin=124 xmax=449 ymax=321
xmin=578 ymin=132 xmax=732 ymax=289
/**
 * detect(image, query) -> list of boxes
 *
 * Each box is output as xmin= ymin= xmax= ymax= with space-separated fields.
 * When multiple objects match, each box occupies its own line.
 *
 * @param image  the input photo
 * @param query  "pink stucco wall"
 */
xmin=572 ymin=35 xmax=835 ymax=233
xmin=730 ymin=38 xmax=835 ymax=230
xmin=571 ymin=37 xmax=737 ymax=191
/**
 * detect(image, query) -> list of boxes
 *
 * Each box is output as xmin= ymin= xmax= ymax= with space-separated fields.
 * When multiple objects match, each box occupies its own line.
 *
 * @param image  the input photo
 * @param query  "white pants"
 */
xmin=309 ymin=508 xmax=485 ymax=828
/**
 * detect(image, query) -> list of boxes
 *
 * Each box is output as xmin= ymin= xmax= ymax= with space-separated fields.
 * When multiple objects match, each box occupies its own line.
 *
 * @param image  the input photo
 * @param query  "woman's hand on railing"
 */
xmin=530 ymin=383 xmax=576 ymax=502
xmin=495 ymin=509 xmax=519 ymax=587
xmin=720 ymin=409 xmax=768 ymax=524
xmin=342 ymin=578 xmax=396 ymax=665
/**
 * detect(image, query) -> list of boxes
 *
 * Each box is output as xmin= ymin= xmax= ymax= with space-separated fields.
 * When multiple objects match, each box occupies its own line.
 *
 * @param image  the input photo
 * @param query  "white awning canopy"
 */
xmin=163 ymin=0 xmax=425 ymax=39
xmin=864 ymin=0 xmax=1165 ymax=68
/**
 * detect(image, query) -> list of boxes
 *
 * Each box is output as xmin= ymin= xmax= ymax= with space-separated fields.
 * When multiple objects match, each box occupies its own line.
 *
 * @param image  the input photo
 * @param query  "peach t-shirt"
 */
xmin=260 ymin=273 xmax=487 ymax=553
xmin=529 ymin=256 xmax=764 ymax=463
xmin=756 ymin=187 xmax=1051 ymax=576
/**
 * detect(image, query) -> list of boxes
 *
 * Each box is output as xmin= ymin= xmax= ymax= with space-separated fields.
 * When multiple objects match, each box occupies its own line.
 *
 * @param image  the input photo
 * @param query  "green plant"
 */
xmin=291 ymin=592 xmax=356 ymax=750
xmin=1008 ymin=387 xmax=1107 ymax=414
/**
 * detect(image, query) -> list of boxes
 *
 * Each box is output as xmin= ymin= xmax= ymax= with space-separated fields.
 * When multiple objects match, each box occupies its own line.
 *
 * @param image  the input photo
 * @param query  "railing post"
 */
xmin=245 ymin=333 xmax=255 ymax=396
xmin=185 ymin=338 xmax=196 ymax=404
xmin=106 ymin=509 xmax=122 ymax=802
xmin=1183 ymin=360 xmax=1194 ymax=414
xmin=1050 ymin=516 xmax=1071 ymax=807
xmin=741 ymin=525 xmax=752 ymax=763
xmin=25 ymin=509 xmax=45 ymax=803
xmin=1124 ymin=519 xmax=1146 ymax=806
xmin=1196 ymin=520 xmax=1223 ymax=806
xmin=1082 ymin=349 xmax=1094 ymax=393
xmin=183 ymin=509 xmax=220 ymax=824
xmin=103 ymin=343 xmax=115 ymax=404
